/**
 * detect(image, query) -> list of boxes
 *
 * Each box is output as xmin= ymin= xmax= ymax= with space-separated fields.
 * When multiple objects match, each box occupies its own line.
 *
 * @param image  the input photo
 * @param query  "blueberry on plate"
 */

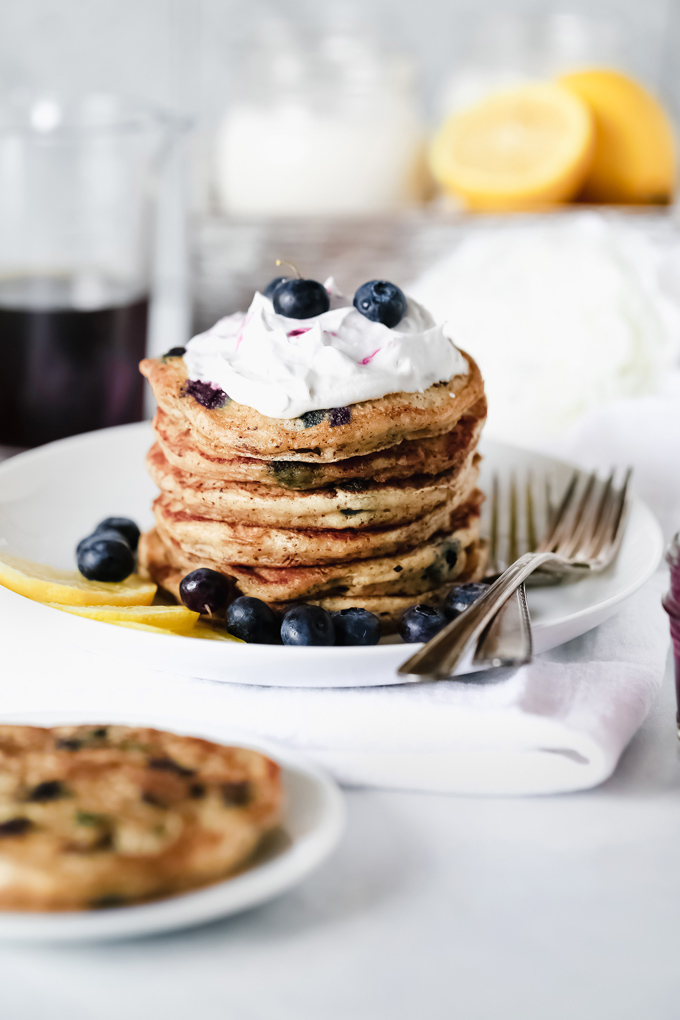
xmin=273 ymin=279 xmax=330 ymax=320
xmin=179 ymin=568 xmax=231 ymax=616
xmin=263 ymin=276 xmax=288 ymax=299
xmin=76 ymin=534 xmax=135 ymax=583
xmin=444 ymin=582 xmax=489 ymax=621
xmin=399 ymin=604 xmax=447 ymax=643
xmin=94 ymin=517 xmax=140 ymax=552
xmin=353 ymin=280 xmax=407 ymax=328
xmin=77 ymin=528 xmax=128 ymax=556
xmin=281 ymin=605 xmax=335 ymax=646
xmin=226 ymin=596 xmax=280 ymax=644
xmin=332 ymin=607 xmax=381 ymax=646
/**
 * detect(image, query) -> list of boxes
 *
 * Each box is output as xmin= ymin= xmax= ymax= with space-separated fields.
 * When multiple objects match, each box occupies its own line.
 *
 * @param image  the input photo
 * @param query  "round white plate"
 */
xmin=0 ymin=710 xmax=345 ymax=942
xmin=0 ymin=422 xmax=663 ymax=687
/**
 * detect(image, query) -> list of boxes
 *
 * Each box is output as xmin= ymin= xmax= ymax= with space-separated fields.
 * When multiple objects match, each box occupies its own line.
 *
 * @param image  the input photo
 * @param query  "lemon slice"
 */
xmin=192 ymin=621 xmax=244 ymax=642
xmin=559 ymin=69 xmax=675 ymax=204
xmin=0 ymin=551 xmax=156 ymax=606
xmin=46 ymin=603 xmax=199 ymax=633
xmin=430 ymin=82 xmax=594 ymax=211
xmin=106 ymin=619 xmax=243 ymax=642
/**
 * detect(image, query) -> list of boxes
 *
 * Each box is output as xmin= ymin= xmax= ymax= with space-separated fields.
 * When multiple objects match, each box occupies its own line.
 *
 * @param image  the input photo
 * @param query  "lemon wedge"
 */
xmin=0 ymin=551 xmax=156 ymax=606
xmin=192 ymin=621 xmax=244 ymax=642
xmin=46 ymin=603 xmax=199 ymax=633
xmin=430 ymin=82 xmax=594 ymax=211
xmin=559 ymin=68 xmax=675 ymax=204
xmin=105 ymin=619 xmax=243 ymax=642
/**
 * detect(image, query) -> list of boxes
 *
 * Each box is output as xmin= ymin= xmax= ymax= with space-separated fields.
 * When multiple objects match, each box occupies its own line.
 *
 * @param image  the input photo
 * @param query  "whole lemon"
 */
xmin=560 ymin=68 xmax=675 ymax=204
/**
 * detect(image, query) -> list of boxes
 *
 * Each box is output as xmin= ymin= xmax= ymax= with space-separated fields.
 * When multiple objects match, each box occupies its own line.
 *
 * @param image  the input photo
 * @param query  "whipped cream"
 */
xmin=183 ymin=280 xmax=468 ymax=419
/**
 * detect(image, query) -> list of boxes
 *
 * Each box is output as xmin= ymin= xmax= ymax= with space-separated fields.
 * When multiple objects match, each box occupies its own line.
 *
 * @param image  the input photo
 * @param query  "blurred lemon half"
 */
xmin=0 ymin=551 xmax=157 ymax=606
xmin=430 ymin=82 xmax=594 ymax=211
xmin=559 ymin=68 xmax=675 ymax=204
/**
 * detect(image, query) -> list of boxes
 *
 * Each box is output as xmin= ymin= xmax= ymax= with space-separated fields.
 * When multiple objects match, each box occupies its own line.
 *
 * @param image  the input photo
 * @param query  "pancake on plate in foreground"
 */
xmin=0 ymin=724 xmax=281 ymax=911
xmin=139 ymin=275 xmax=487 ymax=634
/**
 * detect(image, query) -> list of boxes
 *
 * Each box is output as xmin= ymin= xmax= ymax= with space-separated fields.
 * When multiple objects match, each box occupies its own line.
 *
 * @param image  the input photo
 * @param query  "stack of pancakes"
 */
xmin=138 ymin=350 xmax=487 ymax=630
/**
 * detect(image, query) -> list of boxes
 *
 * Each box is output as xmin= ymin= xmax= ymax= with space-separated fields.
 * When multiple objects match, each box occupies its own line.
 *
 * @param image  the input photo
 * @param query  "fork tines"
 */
xmin=486 ymin=466 xmax=632 ymax=573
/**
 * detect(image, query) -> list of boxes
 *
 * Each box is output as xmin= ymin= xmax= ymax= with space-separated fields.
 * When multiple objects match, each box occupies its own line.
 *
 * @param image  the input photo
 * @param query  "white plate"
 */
xmin=0 ymin=422 xmax=663 ymax=688
xmin=0 ymin=710 xmax=345 ymax=942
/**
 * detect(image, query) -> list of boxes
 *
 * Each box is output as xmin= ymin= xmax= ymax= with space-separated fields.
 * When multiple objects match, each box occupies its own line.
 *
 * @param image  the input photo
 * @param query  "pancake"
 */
xmin=0 ymin=724 xmax=281 ymax=910
xmin=140 ymin=350 xmax=484 ymax=462
xmin=146 ymin=442 xmax=481 ymax=530
xmin=140 ymin=529 xmax=486 ymax=632
xmin=289 ymin=543 xmax=487 ymax=630
xmin=140 ymin=505 xmax=481 ymax=601
xmin=152 ymin=488 xmax=483 ymax=568
xmin=152 ymin=400 xmax=486 ymax=489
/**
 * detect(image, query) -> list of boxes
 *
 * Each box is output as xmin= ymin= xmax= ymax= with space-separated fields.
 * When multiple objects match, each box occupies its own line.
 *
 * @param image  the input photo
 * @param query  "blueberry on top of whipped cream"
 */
xmin=182 ymin=278 xmax=468 ymax=419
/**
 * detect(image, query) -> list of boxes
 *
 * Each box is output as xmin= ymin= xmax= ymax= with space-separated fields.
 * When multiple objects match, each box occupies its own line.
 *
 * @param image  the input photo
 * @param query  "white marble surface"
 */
xmin=0 ymin=653 xmax=675 ymax=1019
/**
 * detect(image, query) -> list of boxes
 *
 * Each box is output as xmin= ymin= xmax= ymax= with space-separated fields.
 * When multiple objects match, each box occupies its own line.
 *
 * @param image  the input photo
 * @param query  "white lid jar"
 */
xmin=214 ymin=18 xmax=428 ymax=217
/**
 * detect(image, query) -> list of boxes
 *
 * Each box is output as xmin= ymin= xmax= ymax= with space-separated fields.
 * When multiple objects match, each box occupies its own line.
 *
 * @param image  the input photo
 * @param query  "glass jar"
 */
xmin=0 ymin=92 xmax=183 ymax=447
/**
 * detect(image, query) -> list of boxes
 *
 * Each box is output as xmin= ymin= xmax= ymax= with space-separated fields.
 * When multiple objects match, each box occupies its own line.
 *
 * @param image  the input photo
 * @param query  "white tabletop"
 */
xmin=0 ymin=651 xmax=674 ymax=1019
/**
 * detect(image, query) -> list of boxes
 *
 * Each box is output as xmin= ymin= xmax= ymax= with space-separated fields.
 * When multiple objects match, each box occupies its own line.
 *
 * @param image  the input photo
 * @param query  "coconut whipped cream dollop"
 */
xmin=183 ymin=280 xmax=468 ymax=419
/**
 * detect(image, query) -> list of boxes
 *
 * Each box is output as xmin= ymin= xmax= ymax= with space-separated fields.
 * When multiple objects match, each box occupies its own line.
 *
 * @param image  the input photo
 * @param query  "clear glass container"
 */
xmin=214 ymin=18 xmax=427 ymax=217
xmin=0 ymin=92 xmax=183 ymax=447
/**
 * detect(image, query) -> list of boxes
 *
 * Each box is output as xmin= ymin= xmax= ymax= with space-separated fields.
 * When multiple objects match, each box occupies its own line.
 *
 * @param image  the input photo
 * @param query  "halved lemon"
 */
xmin=559 ymin=68 xmax=675 ymax=204
xmin=46 ymin=603 xmax=199 ymax=633
xmin=0 ymin=551 xmax=156 ymax=606
xmin=430 ymin=82 xmax=594 ymax=211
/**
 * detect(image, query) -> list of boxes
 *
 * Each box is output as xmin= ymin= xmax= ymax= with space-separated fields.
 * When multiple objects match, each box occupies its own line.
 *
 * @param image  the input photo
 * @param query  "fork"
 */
xmin=473 ymin=473 xmax=533 ymax=669
xmin=398 ymin=467 xmax=632 ymax=681
xmin=474 ymin=470 xmax=564 ymax=666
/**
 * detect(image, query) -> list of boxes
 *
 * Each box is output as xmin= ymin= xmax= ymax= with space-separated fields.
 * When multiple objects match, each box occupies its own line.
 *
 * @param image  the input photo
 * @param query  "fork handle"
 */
xmin=473 ymin=582 xmax=533 ymax=668
xmin=398 ymin=551 xmax=559 ymax=680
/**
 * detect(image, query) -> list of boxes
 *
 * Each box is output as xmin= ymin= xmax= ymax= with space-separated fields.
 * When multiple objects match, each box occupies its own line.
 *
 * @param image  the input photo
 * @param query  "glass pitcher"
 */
xmin=0 ymin=92 xmax=184 ymax=447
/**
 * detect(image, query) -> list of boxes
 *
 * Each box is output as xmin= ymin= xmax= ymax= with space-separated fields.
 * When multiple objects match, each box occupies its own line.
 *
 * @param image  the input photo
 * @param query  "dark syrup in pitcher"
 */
xmin=0 ymin=274 xmax=149 ymax=447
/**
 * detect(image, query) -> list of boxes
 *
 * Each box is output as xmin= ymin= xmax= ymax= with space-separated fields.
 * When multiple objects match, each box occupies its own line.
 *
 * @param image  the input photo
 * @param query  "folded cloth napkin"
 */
xmin=0 ymin=395 xmax=676 ymax=796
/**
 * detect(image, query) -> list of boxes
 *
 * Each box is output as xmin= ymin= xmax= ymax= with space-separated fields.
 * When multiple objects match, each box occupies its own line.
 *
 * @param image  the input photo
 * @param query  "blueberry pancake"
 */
xmin=141 ymin=530 xmax=485 ymax=630
xmin=140 ymin=351 xmax=483 ymax=464
xmin=151 ymin=487 xmax=482 ymax=568
xmin=140 ymin=509 xmax=483 ymax=601
xmin=139 ymin=278 xmax=487 ymax=633
xmin=147 ymin=442 xmax=481 ymax=530
xmin=152 ymin=401 xmax=486 ymax=490
xmin=0 ymin=725 xmax=281 ymax=911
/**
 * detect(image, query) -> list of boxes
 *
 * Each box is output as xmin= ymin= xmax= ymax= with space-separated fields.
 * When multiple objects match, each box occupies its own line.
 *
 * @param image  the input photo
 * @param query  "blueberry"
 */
xmin=353 ymin=280 xmax=407 ymax=328
xmin=273 ymin=279 xmax=330 ymax=320
xmin=399 ymin=604 xmax=447 ymax=643
xmin=328 ymin=406 xmax=351 ymax=427
xmin=332 ymin=607 xmax=381 ymax=646
xmin=94 ymin=517 xmax=140 ymax=552
xmin=181 ymin=379 xmax=229 ymax=410
xmin=163 ymin=346 xmax=186 ymax=358
xmin=263 ymin=276 xmax=288 ymax=299
xmin=443 ymin=582 xmax=489 ymax=621
xmin=77 ymin=534 xmax=135 ymax=582
xmin=226 ymin=596 xmax=280 ymax=644
xmin=281 ymin=605 xmax=335 ymax=646
xmin=179 ymin=568 xmax=231 ymax=615
xmin=77 ymin=529 xmax=128 ymax=557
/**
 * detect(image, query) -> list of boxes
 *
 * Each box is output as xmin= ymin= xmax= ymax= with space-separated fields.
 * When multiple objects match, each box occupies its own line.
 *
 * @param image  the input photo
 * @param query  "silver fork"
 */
xmin=399 ymin=467 xmax=632 ymax=681
xmin=473 ymin=473 xmax=533 ymax=668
